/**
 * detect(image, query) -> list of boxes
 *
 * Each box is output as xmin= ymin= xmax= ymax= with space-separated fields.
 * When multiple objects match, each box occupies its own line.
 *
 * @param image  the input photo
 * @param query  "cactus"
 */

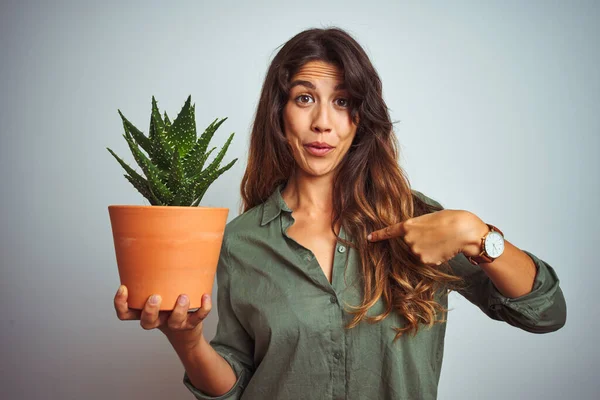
xmin=107 ymin=95 xmax=237 ymax=206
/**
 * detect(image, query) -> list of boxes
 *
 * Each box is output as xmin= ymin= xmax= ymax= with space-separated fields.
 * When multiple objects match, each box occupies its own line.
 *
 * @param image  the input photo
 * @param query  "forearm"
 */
xmin=164 ymin=330 xmax=237 ymax=396
xmin=462 ymin=213 xmax=537 ymax=298
xmin=478 ymin=239 xmax=537 ymax=298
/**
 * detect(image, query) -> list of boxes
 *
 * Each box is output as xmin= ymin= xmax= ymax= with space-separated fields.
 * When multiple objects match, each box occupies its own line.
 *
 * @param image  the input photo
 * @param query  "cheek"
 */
xmin=342 ymin=129 xmax=357 ymax=148
xmin=283 ymin=109 xmax=304 ymax=142
xmin=282 ymin=106 xmax=293 ymax=132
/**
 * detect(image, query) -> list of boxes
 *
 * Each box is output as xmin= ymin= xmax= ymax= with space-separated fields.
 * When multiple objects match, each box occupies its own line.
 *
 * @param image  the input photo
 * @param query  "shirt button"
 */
xmin=330 ymin=296 xmax=337 ymax=304
xmin=337 ymin=245 xmax=346 ymax=253
xmin=333 ymin=351 xmax=341 ymax=360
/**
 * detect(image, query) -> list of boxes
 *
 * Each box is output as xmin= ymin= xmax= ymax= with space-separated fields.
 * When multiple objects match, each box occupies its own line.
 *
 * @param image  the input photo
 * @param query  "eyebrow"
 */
xmin=289 ymin=80 xmax=346 ymax=91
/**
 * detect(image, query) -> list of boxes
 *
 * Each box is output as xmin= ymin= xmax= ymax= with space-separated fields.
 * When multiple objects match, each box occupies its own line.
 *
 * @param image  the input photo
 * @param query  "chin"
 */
xmin=300 ymin=165 xmax=335 ymax=177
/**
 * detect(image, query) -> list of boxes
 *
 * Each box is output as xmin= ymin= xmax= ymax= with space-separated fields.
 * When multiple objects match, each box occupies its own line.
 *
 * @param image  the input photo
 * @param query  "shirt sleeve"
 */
xmin=183 ymin=236 xmax=255 ymax=399
xmin=412 ymin=190 xmax=567 ymax=334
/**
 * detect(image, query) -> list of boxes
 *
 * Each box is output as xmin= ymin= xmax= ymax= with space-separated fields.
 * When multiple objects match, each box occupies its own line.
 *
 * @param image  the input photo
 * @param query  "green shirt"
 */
xmin=183 ymin=184 xmax=566 ymax=399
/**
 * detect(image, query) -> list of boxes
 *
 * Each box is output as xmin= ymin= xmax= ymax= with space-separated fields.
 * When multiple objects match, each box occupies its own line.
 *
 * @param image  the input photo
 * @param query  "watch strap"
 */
xmin=467 ymin=224 xmax=504 ymax=266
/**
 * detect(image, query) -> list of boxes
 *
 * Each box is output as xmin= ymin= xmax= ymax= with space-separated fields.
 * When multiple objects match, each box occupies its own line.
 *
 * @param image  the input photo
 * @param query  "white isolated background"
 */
xmin=1 ymin=1 xmax=598 ymax=399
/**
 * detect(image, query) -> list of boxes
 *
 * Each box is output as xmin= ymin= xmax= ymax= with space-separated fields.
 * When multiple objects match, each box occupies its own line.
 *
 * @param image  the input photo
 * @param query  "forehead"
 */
xmin=290 ymin=60 xmax=344 ymax=83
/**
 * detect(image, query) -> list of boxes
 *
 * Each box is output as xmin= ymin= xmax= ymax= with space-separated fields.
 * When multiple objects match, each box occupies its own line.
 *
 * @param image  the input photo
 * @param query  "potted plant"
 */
xmin=107 ymin=95 xmax=237 ymax=311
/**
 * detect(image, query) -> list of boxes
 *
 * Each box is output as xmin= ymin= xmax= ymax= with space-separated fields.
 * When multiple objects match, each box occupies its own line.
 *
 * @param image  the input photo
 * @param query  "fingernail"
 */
xmin=203 ymin=294 xmax=210 ymax=302
xmin=118 ymin=285 xmax=124 ymax=295
xmin=149 ymin=295 xmax=160 ymax=305
xmin=367 ymin=234 xmax=372 ymax=241
xmin=178 ymin=295 xmax=188 ymax=305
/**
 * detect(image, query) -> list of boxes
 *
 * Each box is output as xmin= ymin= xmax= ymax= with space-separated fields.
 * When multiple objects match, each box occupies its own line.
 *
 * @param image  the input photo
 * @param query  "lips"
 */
xmin=303 ymin=144 xmax=334 ymax=157
xmin=304 ymin=142 xmax=333 ymax=149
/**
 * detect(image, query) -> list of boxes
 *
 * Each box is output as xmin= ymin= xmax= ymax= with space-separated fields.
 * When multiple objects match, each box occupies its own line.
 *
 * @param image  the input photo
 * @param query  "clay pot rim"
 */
xmin=108 ymin=205 xmax=229 ymax=211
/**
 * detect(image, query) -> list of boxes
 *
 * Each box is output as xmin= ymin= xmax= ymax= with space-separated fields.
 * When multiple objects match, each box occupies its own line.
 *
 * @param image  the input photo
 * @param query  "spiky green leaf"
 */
xmin=185 ymin=146 xmax=216 ymax=178
xmin=118 ymin=110 xmax=152 ymax=155
xmin=172 ymin=178 xmax=195 ymax=206
xmin=191 ymin=158 xmax=238 ymax=206
xmin=170 ymin=95 xmax=196 ymax=157
xmin=107 ymin=147 xmax=165 ymax=205
xmin=122 ymin=134 xmax=174 ymax=204
xmin=167 ymin=149 xmax=185 ymax=197
xmin=107 ymin=147 xmax=143 ymax=181
xmin=124 ymin=174 xmax=162 ymax=205
xmin=149 ymin=96 xmax=166 ymax=140
xmin=200 ymin=132 xmax=236 ymax=178
xmin=149 ymin=97 xmax=172 ymax=170
xmin=163 ymin=111 xmax=171 ymax=128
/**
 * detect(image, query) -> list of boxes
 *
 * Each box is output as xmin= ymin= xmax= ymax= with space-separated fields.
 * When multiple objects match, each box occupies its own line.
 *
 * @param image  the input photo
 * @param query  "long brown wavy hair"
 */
xmin=240 ymin=27 xmax=466 ymax=341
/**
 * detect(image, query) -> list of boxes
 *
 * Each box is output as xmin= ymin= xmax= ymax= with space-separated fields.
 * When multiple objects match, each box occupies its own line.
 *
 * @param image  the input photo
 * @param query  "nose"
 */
xmin=311 ymin=101 xmax=332 ymax=134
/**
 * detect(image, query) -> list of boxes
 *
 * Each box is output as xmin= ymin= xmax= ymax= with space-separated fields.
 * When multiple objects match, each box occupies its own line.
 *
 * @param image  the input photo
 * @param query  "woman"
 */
xmin=114 ymin=27 xmax=566 ymax=399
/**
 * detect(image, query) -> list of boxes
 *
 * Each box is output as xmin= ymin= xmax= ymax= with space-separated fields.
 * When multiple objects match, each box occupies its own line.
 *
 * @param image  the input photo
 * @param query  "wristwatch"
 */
xmin=467 ymin=224 xmax=505 ymax=265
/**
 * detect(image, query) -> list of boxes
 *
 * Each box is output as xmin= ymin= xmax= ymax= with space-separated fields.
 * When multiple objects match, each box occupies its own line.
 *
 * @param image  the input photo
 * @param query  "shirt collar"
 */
xmin=261 ymin=182 xmax=293 ymax=226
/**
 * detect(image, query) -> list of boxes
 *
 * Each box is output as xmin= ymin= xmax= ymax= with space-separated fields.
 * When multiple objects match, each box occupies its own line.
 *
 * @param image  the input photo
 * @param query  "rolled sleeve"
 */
xmin=183 ymin=354 xmax=249 ymax=399
xmin=448 ymin=249 xmax=567 ymax=334
xmin=485 ymin=250 xmax=566 ymax=333
xmin=182 ymin=237 xmax=255 ymax=399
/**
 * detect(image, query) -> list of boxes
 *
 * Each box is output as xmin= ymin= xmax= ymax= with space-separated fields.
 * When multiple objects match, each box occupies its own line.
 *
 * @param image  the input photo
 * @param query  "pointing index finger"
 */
xmin=368 ymin=221 xmax=406 ymax=242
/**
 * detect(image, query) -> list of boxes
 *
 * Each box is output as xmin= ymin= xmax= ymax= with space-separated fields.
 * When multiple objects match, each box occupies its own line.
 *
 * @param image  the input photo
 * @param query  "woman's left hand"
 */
xmin=367 ymin=210 xmax=489 ymax=265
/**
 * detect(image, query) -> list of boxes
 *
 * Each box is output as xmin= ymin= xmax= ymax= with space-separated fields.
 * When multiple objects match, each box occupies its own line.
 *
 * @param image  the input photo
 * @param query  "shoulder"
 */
xmin=223 ymin=203 xmax=264 ymax=239
xmin=218 ymin=204 xmax=265 ymax=266
xmin=220 ymin=202 xmax=276 ymax=275
xmin=411 ymin=189 xmax=444 ymax=211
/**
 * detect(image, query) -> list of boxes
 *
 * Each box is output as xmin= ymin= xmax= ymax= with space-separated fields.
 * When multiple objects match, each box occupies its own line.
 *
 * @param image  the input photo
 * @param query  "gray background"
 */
xmin=1 ymin=0 xmax=597 ymax=399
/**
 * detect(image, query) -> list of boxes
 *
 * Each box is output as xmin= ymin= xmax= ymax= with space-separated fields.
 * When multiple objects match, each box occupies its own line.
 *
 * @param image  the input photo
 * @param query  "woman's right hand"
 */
xmin=114 ymin=285 xmax=212 ymax=338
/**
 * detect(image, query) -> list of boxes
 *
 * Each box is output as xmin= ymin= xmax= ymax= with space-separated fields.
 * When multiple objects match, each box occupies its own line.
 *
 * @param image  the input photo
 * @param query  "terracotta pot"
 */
xmin=108 ymin=205 xmax=228 ymax=311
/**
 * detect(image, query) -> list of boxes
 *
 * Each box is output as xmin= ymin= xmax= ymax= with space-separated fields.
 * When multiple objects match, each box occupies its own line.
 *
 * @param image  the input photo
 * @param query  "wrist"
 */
xmin=162 ymin=325 xmax=205 ymax=351
xmin=460 ymin=212 xmax=490 ymax=258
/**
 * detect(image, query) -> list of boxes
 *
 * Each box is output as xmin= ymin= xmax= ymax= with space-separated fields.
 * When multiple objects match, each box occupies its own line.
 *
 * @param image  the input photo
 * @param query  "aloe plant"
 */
xmin=107 ymin=95 xmax=237 ymax=206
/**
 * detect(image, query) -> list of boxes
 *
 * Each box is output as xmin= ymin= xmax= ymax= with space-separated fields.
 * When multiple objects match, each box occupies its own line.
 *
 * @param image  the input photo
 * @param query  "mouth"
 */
xmin=303 ymin=144 xmax=334 ymax=156
xmin=303 ymin=141 xmax=334 ymax=149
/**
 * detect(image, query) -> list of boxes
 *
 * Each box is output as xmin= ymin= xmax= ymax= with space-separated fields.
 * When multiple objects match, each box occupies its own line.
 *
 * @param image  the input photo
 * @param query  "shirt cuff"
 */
xmin=182 ymin=350 xmax=249 ymax=400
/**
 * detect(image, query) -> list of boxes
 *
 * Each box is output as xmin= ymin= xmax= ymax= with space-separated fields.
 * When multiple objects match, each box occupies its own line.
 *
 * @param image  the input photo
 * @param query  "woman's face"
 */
xmin=282 ymin=60 xmax=358 ymax=179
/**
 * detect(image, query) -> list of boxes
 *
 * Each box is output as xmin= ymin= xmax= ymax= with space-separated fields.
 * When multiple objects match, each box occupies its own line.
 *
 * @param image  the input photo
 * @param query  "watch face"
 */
xmin=485 ymin=231 xmax=505 ymax=258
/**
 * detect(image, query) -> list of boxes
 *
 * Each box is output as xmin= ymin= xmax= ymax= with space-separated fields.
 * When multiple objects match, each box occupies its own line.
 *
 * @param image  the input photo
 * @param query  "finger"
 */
xmin=167 ymin=294 xmax=191 ymax=330
xmin=114 ymin=285 xmax=142 ymax=320
xmin=140 ymin=295 xmax=162 ymax=330
xmin=187 ymin=294 xmax=212 ymax=326
xmin=368 ymin=222 xmax=407 ymax=242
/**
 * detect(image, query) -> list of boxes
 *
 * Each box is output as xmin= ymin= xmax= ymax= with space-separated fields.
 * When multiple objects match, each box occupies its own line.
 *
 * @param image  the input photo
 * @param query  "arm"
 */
xmin=415 ymin=190 xmax=567 ymax=333
xmin=461 ymin=214 xmax=539 ymax=299
xmin=449 ymin=250 xmax=566 ymax=333
xmin=164 ymin=330 xmax=238 ymax=397
xmin=180 ymin=237 xmax=255 ymax=399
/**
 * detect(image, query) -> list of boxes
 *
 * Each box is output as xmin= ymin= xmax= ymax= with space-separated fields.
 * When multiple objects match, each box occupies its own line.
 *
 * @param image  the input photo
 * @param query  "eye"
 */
xmin=295 ymin=94 xmax=314 ymax=104
xmin=335 ymin=98 xmax=350 ymax=108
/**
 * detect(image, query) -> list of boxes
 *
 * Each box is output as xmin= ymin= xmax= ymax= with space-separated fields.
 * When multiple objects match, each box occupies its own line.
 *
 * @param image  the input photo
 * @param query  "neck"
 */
xmin=282 ymin=172 xmax=333 ymax=217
